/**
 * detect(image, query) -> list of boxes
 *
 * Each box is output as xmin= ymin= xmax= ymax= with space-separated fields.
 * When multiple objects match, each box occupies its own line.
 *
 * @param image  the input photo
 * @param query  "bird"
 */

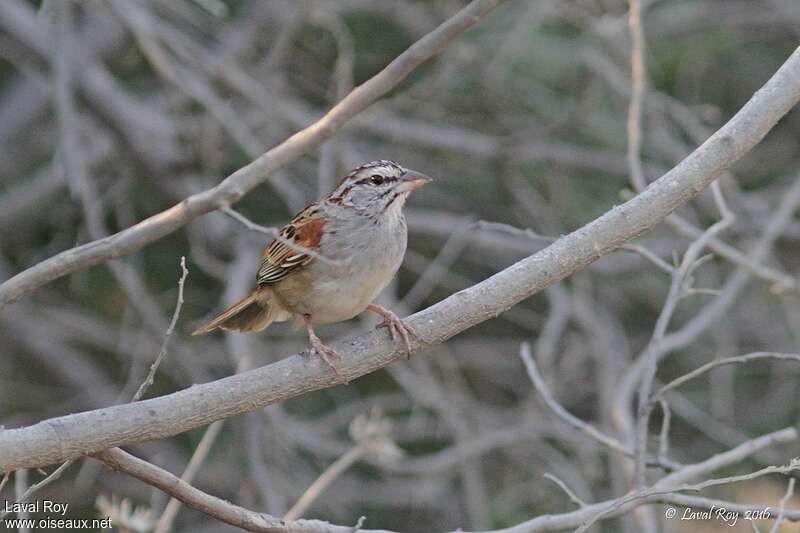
xmin=192 ymin=160 xmax=433 ymax=373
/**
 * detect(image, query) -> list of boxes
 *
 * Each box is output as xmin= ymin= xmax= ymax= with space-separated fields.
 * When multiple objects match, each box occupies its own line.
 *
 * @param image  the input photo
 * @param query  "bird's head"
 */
xmin=328 ymin=160 xmax=432 ymax=216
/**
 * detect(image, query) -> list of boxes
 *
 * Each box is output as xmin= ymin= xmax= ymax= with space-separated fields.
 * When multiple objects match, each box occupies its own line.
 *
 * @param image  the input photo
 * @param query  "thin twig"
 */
xmin=133 ymin=256 xmax=189 ymax=402
xmin=577 ymin=459 xmax=800 ymax=533
xmin=543 ymin=473 xmax=586 ymax=508
xmin=14 ymin=470 xmax=28 ymax=531
xmin=589 ymin=47 xmax=798 ymax=292
xmin=655 ymin=352 xmax=800 ymax=400
xmin=769 ymin=477 xmax=796 ymax=533
xmin=312 ymin=7 xmax=354 ymax=195
xmin=520 ymin=343 xmax=629 ymax=455
xmin=612 ymin=174 xmax=800 ymax=458
xmin=0 ymin=461 xmax=73 ymax=521
xmin=93 ymin=448 xmax=385 ymax=533
xmin=626 ymin=0 xmax=647 ymax=191
xmin=634 ymin=184 xmax=733 ymax=485
xmin=221 ymin=206 xmax=345 ymax=266
xmin=352 ymin=516 xmax=366 ymax=532
xmin=478 ymin=220 xmax=674 ymax=274
xmin=656 ymin=399 xmax=672 ymax=467
xmin=654 ymin=427 xmax=797 ymax=488
xmin=400 ymin=220 xmax=474 ymax=309
xmin=154 ymin=420 xmax=224 ymax=533
xmin=284 ymin=445 xmax=367 ymax=521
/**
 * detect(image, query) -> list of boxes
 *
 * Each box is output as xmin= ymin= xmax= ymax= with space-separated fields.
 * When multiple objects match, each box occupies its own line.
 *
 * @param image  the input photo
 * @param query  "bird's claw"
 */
xmin=308 ymin=335 xmax=342 ymax=376
xmin=376 ymin=310 xmax=416 ymax=359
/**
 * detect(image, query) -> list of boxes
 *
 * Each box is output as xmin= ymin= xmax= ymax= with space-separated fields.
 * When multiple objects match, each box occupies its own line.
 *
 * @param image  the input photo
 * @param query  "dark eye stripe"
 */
xmin=355 ymin=174 xmax=397 ymax=185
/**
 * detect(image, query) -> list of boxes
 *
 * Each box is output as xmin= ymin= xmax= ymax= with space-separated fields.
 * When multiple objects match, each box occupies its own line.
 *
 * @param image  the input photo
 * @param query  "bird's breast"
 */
xmin=273 ymin=212 xmax=407 ymax=324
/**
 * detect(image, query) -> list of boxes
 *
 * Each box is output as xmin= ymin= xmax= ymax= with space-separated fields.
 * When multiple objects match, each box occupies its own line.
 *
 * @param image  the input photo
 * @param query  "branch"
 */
xmin=634 ymin=183 xmax=734 ymax=485
xmin=0 ymin=0 xmax=507 ymax=308
xmin=611 ymin=172 xmax=800 ymax=450
xmin=93 ymin=428 xmax=799 ymax=533
xmin=284 ymin=446 xmax=366 ymax=521
xmin=626 ymin=0 xmax=647 ymax=190
xmin=1 ymin=46 xmax=799 ymax=473
xmin=577 ymin=458 xmax=800 ymax=533
xmin=133 ymin=256 xmax=188 ymax=401
xmin=0 ymin=256 xmax=190 ymax=519
xmin=652 ymin=428 xmax=798 ymax=489
xmin=92 ymin=448 xmax=393 ymax=533
xmin=655 ymin=352 xmax=800 ymax=400
xmin=152 ymin=420 xmax=224 ymax=533
xmin=770 ymin=478 xmax=796 ymax=533
xmin=495 ymin=428 xmax=798 ymax=533
xmin=519 ymin=343 xmax=629 ymax=455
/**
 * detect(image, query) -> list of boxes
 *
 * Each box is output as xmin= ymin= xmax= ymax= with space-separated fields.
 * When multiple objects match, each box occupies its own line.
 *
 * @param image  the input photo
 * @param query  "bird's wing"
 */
xmin=256 ymin=203 xmax=326 ymax=285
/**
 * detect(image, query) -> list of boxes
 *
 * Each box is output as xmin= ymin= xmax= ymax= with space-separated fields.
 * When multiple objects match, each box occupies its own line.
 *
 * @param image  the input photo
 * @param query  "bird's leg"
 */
xmin=367 ymin=304 xmax=416 ymax=359
xmin=303 ymin=315 xmax=341 ymax=375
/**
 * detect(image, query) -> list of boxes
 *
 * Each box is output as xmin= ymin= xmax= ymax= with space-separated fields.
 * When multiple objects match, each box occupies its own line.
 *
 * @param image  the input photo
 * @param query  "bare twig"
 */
xmin=587 ymin=45 xmax=798 ymax=292
xmin=626 ymin=0 xmax=647 ymax=190
xmin=14 ymin=470 xmax=29 ymax=532
xmin=634 ymin=184 xmax=734 ymax=485
xmin=543 ymin=473 xmax=586 ymax=508
xmin=284 ymin=410 xmax=401 ymax=520
xmin=221 ymin=206 xmax=345 ymax=266
xmin=769 ymin=477 xmax=796 ymax=533
xmin=613 ymin=174 xmax=800 ymax=453
xmin=0 ymin=455 xmax=77 ymax=522
xmin=655 ymin=352 xmax=800 ymax=400
xmin=400 ymin=220 xmax=474 ymax=309
xmin=577 ymin=459 xmax=800 ymax=532
xmin=654 ymin=428 xmax=797 ymax=488
xmin=284 ymin=446 xmax=366 ymax=521
xmin=153 ymin=420 xmax=224 ymax=533
xmin=93 ymin=448 xmax=393 ymax=533
xmin=656 ymin=399 xmax=672 ymax=467
xmin=478 ymin=220 xmax=674 ymax=274
xmin=312 ymin=8 xmax=354 ymax=195
xmin=668 ymin=214 xmax=797 ymax=293
xmin=219 ymin=205 xmax=278 ymax=235
xmin=133 ymin=257 xmax=189 ymax=402
xmin=520 ymin=343 xmax=629 ymax=455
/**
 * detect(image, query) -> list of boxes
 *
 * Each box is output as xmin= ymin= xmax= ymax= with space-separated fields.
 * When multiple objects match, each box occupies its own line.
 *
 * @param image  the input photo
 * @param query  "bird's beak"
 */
xmin=397 ymin=169 xmax=433 ymax=193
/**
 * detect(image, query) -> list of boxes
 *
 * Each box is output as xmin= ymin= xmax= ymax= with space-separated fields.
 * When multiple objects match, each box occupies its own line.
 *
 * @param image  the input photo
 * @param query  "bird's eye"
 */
xmin=369 ymin=174 xmax=385 ymax=185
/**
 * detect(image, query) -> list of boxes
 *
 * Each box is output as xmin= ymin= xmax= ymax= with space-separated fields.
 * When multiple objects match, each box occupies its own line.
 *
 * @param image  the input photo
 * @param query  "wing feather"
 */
xmin=257 ymin=204 xmax=326 ymax=285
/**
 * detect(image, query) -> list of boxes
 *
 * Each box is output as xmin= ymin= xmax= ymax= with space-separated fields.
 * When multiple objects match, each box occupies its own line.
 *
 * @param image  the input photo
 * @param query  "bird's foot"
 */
xmin=369 ymin=305 xmax=416 ymax=359
xmin=303 ymin=316 xmax=342 ymax=376
xmin=307 ymin=333 xmax=342 ymax=375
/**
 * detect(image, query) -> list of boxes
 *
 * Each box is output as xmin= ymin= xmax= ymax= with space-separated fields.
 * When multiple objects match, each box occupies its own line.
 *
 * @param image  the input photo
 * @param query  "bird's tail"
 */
xmin=191 ymin=289 xmax=276 ymax=335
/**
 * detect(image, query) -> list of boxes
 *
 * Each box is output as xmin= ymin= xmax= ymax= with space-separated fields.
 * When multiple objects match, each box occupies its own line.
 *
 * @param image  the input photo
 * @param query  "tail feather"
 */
xmin=191 ymin=291 xmax=275 ymax=335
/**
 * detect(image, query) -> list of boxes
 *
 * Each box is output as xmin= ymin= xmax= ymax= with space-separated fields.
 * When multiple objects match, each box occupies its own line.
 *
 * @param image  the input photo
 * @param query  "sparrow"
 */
xmin=192 ymin=160 xmax=433 ymax=372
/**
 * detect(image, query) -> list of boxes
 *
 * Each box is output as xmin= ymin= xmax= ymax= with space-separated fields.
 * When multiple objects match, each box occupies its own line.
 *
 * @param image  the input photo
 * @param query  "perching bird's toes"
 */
xmin=307 ymin=333 xmax=342 ymax=375
xmin=374 ymin=308 xmax=416 ymax=359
